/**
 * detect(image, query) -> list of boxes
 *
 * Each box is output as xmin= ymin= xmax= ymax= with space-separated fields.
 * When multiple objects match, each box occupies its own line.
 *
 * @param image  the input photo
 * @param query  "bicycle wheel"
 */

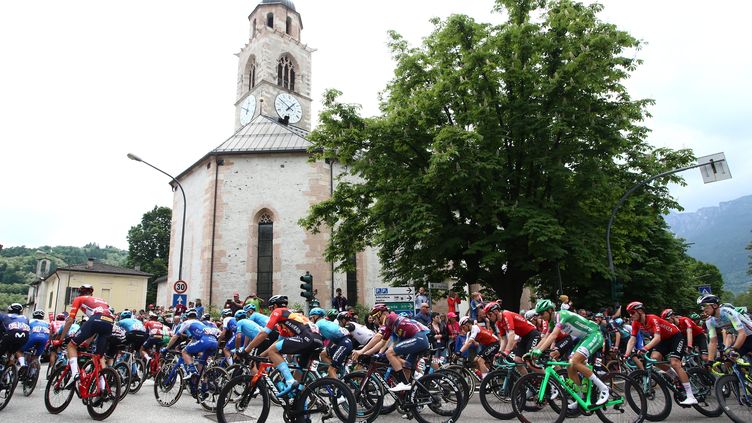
xmin=200 ymin=366 xmax=230 ymax=411
xmin=44 ymin=365 xmax=75 ymax=414
xmin=295 ymin=377 xmax=357 ymax=423
xmin=595 ymin=372 xmax=647 ymax=423
xmin=715 ymin=373 xmax=752 ymax=423
xmin=435 ymin=368 xmax=470 ymax=409
xmin=445 ymin=364 xmax=476 ymax=399
xmin=511 ymin=372 xmax=566 ymax=423
xmin=216 ymin=374 xmax=270 ymax=423
xmin=408 ymin=372 xmax=463 ymax=423
xmin=268 ymin=368 xmax=285 ymax=407
xmin=342 ymin=371 xmax=384 ymax=422
xmin=685 ymin=367 xmax=722 ymax=417
xmin=153 ymin=363 xmax=184 ymax=407
xmin=86 ymin=367 xmax=121 ymax=421
xmin=22 ymin=359 xmax=41 ymax=396
xmin=478 ymin=367 xmax=517 ymax=419
xmin=129 ymin=358 xmax=147 ymax=393
xmin=113 ymin=361 xmax=131 ymax=401
xmin=628 ymin=369 xmax=671 ymax=421
xmin=0 ymin=365 xmax=17 ymax=412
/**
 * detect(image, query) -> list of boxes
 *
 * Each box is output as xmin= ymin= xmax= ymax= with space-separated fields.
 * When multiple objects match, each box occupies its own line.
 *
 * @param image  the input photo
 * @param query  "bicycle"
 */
xmin=114 ymin=347 xmax=146 ymax=394
xmin=44 ymin=350 xmax=121 ymax=420
xmin=47 ymin=339 xmax=69 ymax=379
xmin=478 ymin=353 xmax=526 ymax=419
xmin=627 ymin=353 xmax=721 ymax=420
xmin=511 ymin=352 xmax=647 ymax=423
xmin=714 ymin=354 xmax=752 ymax=423
xmin=153 ymin=349 xmax=230 ymax=411
xmin=0 ymin=352 xmax=20 ymax=412
xmin=19 ymin=348 xmax=43 ymax=396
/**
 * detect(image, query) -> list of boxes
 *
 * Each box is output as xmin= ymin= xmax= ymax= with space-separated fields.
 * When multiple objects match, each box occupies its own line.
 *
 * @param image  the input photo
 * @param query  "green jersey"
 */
xmin=556 ymin=310 xmax=600 ymax=339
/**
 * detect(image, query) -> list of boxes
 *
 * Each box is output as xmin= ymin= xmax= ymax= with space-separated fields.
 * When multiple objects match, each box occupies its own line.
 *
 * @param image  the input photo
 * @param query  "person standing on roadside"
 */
xmin=415 ymin=287 xmax=430 ymax=314
xmin=447 ymin=291 xmax=461 ymax=314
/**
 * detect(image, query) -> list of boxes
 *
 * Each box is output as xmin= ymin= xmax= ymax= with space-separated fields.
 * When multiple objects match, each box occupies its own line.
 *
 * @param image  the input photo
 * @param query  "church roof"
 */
xmin=212 ymin=114 xmax=311 ymax=154
xmin=261 ymin=0 xmax=296 ymax=11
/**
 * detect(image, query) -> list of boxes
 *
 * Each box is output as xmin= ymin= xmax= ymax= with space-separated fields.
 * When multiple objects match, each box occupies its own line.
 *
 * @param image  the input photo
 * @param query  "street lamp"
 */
xmin=127 ymin=153 xmax=187 ymax=281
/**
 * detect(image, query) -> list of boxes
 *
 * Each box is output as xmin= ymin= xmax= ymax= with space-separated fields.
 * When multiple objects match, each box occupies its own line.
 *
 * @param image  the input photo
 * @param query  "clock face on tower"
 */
xmin=274 ymin=93 xmax=303 ymax=123
xmin=239 ymin=95 xmax=256 ymax=126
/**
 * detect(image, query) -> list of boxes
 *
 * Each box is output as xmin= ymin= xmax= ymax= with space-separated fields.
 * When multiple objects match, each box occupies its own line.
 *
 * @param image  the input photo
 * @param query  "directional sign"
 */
xmin=698 ymin=285 xmax=712 ymax=296
xmin=374 ymin=287 xmax=413 ymax=296
xmin=172 ymin=294 xmax=187 ymax=307
xmin=173 ymin=280 xmax=188 ymax=294
xmin=388 ymin=302 xmax=414 ymax=318
xmin=375 ymin=294 xmax=414 ymax=303
xmin=697 ymin=153 xmax=731 ymax=184
xmin=429 ymin=282 xmax=449 ymax=290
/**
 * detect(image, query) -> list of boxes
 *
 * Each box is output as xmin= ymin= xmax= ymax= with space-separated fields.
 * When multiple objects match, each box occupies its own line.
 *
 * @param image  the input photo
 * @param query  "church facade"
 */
xmin=157 ymin=0 xmax=382 ymax=311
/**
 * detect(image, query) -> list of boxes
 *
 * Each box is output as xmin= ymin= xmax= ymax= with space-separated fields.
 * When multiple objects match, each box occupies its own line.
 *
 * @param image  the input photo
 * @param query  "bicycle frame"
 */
xmin=61 ymin=351 xmax=108 ymax=401
xmin=539 ymin=360 xmax=624 ymax=411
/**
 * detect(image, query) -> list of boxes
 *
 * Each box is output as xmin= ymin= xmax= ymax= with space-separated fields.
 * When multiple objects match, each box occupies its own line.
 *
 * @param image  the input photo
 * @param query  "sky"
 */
xmin=1 ymin=0 xmax=750 ymax=250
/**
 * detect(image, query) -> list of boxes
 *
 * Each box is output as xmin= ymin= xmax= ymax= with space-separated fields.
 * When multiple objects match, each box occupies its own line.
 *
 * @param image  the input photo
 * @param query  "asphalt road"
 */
xmin=2 ymin=365 xmax=732 ymax=422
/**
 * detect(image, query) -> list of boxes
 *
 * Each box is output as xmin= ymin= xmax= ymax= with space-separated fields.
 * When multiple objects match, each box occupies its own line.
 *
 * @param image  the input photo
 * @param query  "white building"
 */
xmin=158 ymin=0 xmax=381 ymax=310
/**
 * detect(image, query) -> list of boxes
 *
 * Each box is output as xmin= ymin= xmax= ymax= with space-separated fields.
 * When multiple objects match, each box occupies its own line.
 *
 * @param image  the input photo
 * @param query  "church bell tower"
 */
xmin=235 ymin=0 xmax=314 ymax=131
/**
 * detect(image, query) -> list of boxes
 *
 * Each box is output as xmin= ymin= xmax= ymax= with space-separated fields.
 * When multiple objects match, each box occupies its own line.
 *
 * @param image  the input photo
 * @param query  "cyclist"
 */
xmin=484 ymin=301 xmax=540 ymax=374
xmin=326 ymin=309 xmax=338 ymax=322
xmin=624 ymin=301 xmax=697 ymax=405
xmin=661 ymin=308 xmax=708 ymax=361
xmin=535 ymin=299 xmax=575 ymax=361
xmin=533 ymin=301 xmax=610 ymax=407
xmin=352 ymin=304 xmax=430 ymax=392
xmin=19 ymin=309 xmax=50 ymax=377
xmin=0 ymin=303 xmax=31 ymax=370
xmin=699 ymin=294 xmax=752 ymax=360
xmin=118 ymin=310 xmax=149 ymax=364
xmin=57 ymin=284 xmax=115 ymax=387
xmin=163 ymin=308 xmax=219 ymax=376
xmin=337 ymin=311 xmax=374 ymax=350
xmin=243 ymin=303 xmax=270 ymax=327
xmin=142 ymin=312 xmax=165 ymax=363
xmin=241 ymin=295 xmax=323 ymax=396
xmin=308 ymin=307 xmax=352 ymax=378
xmin=457 ymin=316 xmax=499 ymax=379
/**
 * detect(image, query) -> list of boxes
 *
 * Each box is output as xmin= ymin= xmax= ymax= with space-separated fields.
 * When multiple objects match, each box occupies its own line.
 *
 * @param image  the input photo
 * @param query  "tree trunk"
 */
xmin=493 ymin=278 xmax=524 ymax=312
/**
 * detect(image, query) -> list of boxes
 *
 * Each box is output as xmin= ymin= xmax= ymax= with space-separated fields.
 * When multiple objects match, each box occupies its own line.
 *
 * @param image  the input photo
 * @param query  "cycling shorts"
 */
xmin=106 ymin=334 xmax=127 ymax=359
xmin=125 ymin=331 xmax=148 ymax=351
xmin=393 ymin=330 xmax=430 ymax=369
xmin=555 ymin=335 xmax=575 ymax=359
xmin=185 ymin=335 xmax=219 ymax=365
xmin=142 ymin=336 xmax=163 ymax=352
xmin=478 ymin=342 xmax=500 ymax=362
xmin=72 ymin=314 xmax=114 ymax=354
xmin=326 ymin=336 xmax=353 ymax=366
xmin=23 ymin=333 xmax=49 ymax=357
xmin=688 ymin=333 xmax=708 ymax=356
xmin=573 ymin=331 xmax=604 ymax=360
xmin=652 ymin=333 xmax=684 ymax=360
xmin=514 ymin=330 xmax=541 ymax=358
xmin=0 ymin=330 xmax=28 ymax=356
xmin=275 ymin=332 xmax=323 ymax=369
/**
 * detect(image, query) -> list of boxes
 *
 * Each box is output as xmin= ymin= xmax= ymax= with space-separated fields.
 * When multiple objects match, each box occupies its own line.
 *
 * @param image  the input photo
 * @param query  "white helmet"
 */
xmin=459 ymin=316 xmax=472 ymax=326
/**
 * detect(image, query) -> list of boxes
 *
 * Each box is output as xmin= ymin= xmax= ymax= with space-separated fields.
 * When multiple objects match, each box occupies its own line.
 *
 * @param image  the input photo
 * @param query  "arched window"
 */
xmin=252 ymin=19 xmax=257 ymax=37
xmin=249 ymin=60 xmax=256 ymax=89
xmin=257 ymin=213 xmax=273 ymax=301
xmin=277 ymin=56 xmax=295 ymax=91
xmin=266 ymin=13 xmax=274 ymax=28
xmin=286 ymin=17 xmax=292 ymax=35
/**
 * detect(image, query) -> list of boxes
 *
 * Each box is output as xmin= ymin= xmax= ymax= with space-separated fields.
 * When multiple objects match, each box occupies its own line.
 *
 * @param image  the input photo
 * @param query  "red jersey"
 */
xmin=144 ymin=320 xmax=164 ymax=337
xmin=631 ymin=314 xmax=679 ymax=339
xmin=676 ymin=316 xmax=704 ymax=337
xmin=69 ymin=295 xmax=113 ymax=319
xmin=51 ymin=320 xmax=66 ymax=336
xmin=467 ymin=325 xmax=498 ymax=346
xmin=266 ymin=307 xmax=318 ymax=338
xmin=496 ymin=310 xmax=537 ymax=337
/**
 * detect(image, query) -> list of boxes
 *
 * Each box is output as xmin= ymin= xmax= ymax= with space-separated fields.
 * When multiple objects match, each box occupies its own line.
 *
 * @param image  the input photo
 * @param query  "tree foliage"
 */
xmin=126 ymin=206 xmax=172 ymax=306
xmin=300 ymin=0 xmax=701 ymax=311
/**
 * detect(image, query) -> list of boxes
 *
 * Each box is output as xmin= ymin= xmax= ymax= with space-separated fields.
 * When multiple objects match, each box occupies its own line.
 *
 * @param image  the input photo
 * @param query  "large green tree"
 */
xmin=126 ymin=206 xmax=171 ymax=306
xmin=301 ymin=0 xmax=696 ymax=311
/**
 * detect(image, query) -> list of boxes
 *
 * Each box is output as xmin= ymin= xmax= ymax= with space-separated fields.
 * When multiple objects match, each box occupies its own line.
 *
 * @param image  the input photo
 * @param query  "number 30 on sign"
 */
xmin=173 ymin=280 xmax=188 ymax=294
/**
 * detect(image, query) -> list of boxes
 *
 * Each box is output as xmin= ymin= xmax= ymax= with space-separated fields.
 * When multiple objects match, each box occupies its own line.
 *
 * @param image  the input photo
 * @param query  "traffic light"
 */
xmin=300 ymin=271 xmax=314 ymax=302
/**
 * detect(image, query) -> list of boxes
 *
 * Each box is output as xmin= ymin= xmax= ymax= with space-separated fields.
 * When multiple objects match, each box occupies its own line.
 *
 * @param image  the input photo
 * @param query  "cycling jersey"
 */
xmin=118 ymin=317 xmax=147 ymax=333
xmin=0 ymin=313 xmax=30 ymax=333
xmin=28 ymin=318 xmax=51 ymax=336
xmin=496 ymin=310 xmax=537 ymax=337
xmin=0 ymin=313 xmax=30 ymax=356
xmin=705 ymin=306 xmax=752 ymax=337
xmin=345 ymin=322 xmax=375 ymax=345
xmin=379 ymin=315 xmax=428 ymax=340
xmin=676 ymin=316 xmax=704 ymax=337
xmin=236 ymin=319 xmax=264 ymax=339
xmin=631 ymin=314 xmax=680 ymax=339
xmin=466 ymin=324 xmax=499 ymax=346
xmin=247 ymin=312 xmax=270 ymax=327
xmin=144 ymin=320 xmax=164 ymax=337
xmin=177 ymin=319 xmax=218 ymax=340
xmin=264 ymin=308 xmax=318 ymax=338
xmin=69 ymin=295 xmax=114 ymax=319
xmin=315 ymin=318 xmax=348 ymax=341
xmin=222 ymin=317 xmax=238 ymax=333
xmin=51 ymin=320 xmax=66 ymax=336
xmin=555 ymin=310 xmax=600 ymax=338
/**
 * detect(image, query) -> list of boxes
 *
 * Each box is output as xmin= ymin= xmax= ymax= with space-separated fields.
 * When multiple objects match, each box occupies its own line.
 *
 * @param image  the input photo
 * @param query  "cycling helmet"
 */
xmin=120 ymin=310 xmax=133 ymax=319
xmin=697 ymin=294 xmax=719 ymax=306
xmin=459 ymin=316 xmax=472 ymax=326
xmin=32 ymin=309 xmax=45 ymax=319
xmin=384 ymin=312 xmax=401 ymax=328
xmin=234 ymin=310 xmax=247 ymax=320
xmin=660 ymin=309 xmax=675 ymax=320
xmin=7 ymin=303 xmax=23 ymax=314
xmin=535 ymin=299 xmax=555 ymax=314
xmin=243 ymin=304 xmax=256 ymax=313
xmin=625 ymin=301 xmax=644 ymax=313
xmin=524 ymin=310 xmax=537 ymax=321
xmin=309 ymin=307 xmax=326 ymax=318
xmin=483 ymin=301 xmax=501 ymax=314
xmin=689 ymin=313 xmax=701 ymax=320
xmin=201 ymin=313 xmax=211 ymax=321
xmin=185 ymin=308 xmax=198 ymax=318
xmin=268 ymin=295 xmax=288 ymax=308
xmin=78 ymin=284 xmax=94 ymax=295
xmin=613 ymin=318 xmax=624 ymax=326
xmin=446 ymin=312 xmax=457 ymax=319
xmin=594 ymin=313 xmax=604 ymax=319
xmin=222 ymin=308 xmax=233 ymax=317
xmin=56 ymin=313 xmax=66 ymax=321
xmin=337 ymin=311 xmax=351 ymax=321
xmin=327 ymin=309 xmax=338 ymax=319
xmin=370 ymin=303 xmax=389 ymax=316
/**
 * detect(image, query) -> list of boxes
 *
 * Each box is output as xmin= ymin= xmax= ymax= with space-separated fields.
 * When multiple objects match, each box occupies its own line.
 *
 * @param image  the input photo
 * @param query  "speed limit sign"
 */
xmin=173 ymin=280 xmax=188 ymax=294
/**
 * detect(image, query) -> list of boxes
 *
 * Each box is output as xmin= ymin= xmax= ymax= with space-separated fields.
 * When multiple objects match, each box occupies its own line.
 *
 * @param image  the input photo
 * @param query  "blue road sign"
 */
xmin=172 ymin=294 xmax=187 ymax=307
xmin=698 ymin=285 xmax=712 ymax=296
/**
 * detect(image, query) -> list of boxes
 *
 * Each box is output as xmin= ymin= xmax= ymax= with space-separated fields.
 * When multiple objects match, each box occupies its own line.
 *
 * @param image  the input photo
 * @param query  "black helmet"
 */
xmin=697 ymin=294 xmax=720 ymax=306
xmin=337 ymin=311 xmax=352 ymax=321
xmin=32 ymin=309 xmax=46 ymax=319
xmin=8 ymin=303 xmax=23 ymax=314
xmin=79 ymin=284 xmax=94 ymax=295
xmin=268 ymin=295 xmax=288 ymax=308
xmin=185 ymin=308 xmax=198 ymax=318
xmin=201 ymin=313 xmax=211 ymax=321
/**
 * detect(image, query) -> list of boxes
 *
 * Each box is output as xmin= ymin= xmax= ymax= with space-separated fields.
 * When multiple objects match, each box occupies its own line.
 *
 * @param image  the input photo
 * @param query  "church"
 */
xmin=155 ymin=0 xmax=382 ymax=311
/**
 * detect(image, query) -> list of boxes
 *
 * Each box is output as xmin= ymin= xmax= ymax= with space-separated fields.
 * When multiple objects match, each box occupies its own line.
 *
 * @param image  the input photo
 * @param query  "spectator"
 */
xmin=195 ymin=298 xmax=204 ymax=317
xmin=415 ymin=303 xmax=432 ymax=326
xmin=430 ymin=312 xmax=447 ymax=357
xmin=468 ymin=291 xmax=483 ymax=321
xmin=174 ymin=300 xmax=187 ymax=316
xmin=559 ymin=294 xmax=572 ymax=310
xmin=447 ymin=291 xmax=461 ymax=314
xmin=446 ymin=312 xmax=461 ymax=352
xmin=229 ymin=291 xmax=244 ymax=313
xmin=332 ymin=288 xmax=348 ymax=312
xmin=244 ymin=292 xmax=264 ymax=311
xmin=415 ymin=287 xmax=430 ymax=313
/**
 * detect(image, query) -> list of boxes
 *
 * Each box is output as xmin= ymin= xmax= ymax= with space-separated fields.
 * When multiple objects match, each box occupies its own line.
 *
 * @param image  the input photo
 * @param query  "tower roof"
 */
xmin=212 ymin=114 xmax=310 ymax=154
xmin=261 ymin=0 xmax=296 ymax=11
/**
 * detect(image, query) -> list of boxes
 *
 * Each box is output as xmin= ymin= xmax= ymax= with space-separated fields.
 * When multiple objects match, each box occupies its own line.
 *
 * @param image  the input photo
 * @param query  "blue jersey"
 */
xmin=224 ymin=318 xmax=238 ymax=333
xmin=315 ymin=319 xmax=347 ymax=341
xmin=236 ymin=319 xmax=264 ymax=339
xmin=58 ymin=323 xmax=81 ymax=337
xmin=29 ymin=319 xmax=51 ymax=338
xmin=0 ymin=313 xmax=30 ymax=333
xmin=247 ymin=312 xmax=270 ymax=327
xmin=177 ymin=319 xmax=216 ymax=340
xmin=118 ymin=317 xmax=147 ymax=333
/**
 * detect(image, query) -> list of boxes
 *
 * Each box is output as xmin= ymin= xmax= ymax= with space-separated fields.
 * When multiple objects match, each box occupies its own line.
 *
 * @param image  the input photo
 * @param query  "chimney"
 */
xmin=87 ymin=258 xmax=95 ymax=269
xmin=135 ymin=264 xmax=141 ymax=271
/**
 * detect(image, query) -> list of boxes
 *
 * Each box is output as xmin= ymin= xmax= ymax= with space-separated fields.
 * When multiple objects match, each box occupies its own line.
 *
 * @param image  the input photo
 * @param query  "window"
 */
xmin=249 ymin=62 xmax=256 ymax=89
xmin=286 ymin=17 xmax=292 ymax=35
xmin=64 ymin=287 xmax=80 ymax=305
xmin=266 ymin=13 xmax=273 ymax=28
xmin=277 ymin=56 xmax=295 ymax=91
xmin=252 ymin=18 xmax=257 ymax=37
xmin=346 ymin=255 xmax=358 ymax=306
xmin=101 ymin=288 xmax=111 ymax=302
xmin=48 ymin=291 xmax=53 ymax=308
xmin=257 ymin=214 xmax=274 ymax=301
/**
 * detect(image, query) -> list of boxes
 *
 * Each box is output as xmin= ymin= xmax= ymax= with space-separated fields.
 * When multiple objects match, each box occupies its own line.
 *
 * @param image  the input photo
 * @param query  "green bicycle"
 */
xmin=511 ymin=352 xmax=647 ymax=423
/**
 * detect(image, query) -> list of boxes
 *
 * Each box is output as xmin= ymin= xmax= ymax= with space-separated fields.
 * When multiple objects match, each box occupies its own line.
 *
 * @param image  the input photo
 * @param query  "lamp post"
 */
xmin=127 ymin=153 xmax=186 ymax=281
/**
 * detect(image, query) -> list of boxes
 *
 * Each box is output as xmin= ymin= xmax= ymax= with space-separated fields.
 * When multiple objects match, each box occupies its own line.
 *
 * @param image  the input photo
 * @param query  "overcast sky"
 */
xmin=1 ymin=0 xmax=750 ymax=250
